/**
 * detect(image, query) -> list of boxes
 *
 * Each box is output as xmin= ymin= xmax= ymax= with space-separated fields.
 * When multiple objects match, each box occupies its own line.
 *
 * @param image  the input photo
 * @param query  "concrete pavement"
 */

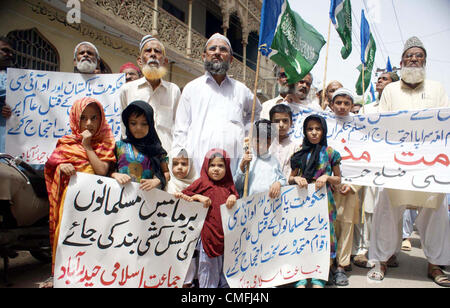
xmin=1 ymin=231 xmax=448 ymax=288
xmin=341 ymin=232 xmax=448 ymax=288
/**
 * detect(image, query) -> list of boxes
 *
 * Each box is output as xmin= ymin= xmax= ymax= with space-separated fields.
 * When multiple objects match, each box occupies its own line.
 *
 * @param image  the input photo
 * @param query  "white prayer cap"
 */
xmin=73 ymin=41 xmax=100 ymax=60
xmin=205 ymin=33 xmax=233 ymax=55
xmin=332 ymin=87 xmax=355 ymax=103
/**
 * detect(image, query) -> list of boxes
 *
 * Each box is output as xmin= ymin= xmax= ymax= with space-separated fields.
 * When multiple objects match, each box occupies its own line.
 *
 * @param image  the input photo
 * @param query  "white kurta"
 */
xmin=369 ymin=79 xmax=450 ymax=265
xmin=260 ymin=95 xmax=284 ymax=120
xmin=120 ymin=77 xmax=181 ymax=153
xmin=172 ymin=72 xmax=261 ymax=176
xmin=234 ymin=151 xmax=287 ymax=197
xmin=269 ymin=136 xmax=301 ymax=181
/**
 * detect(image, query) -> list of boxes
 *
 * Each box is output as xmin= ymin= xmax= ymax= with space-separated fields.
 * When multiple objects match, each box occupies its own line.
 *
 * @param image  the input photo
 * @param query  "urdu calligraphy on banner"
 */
xmin=221 ymin=184 xmax=330 ymax=288
xmin=5 ymin=68 xmax=124 ymax=164
xmin=54 ymin=173 xmax=208 ymax=288
xmin=289 ymin=106 xmax=450 ymax=193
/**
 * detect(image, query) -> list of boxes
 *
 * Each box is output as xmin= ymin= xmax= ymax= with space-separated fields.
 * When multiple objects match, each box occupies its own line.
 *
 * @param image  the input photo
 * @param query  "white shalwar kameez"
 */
xmin=173 ymin=72 xmax=261 ymax=177
xmin=369 ymin=80 xmax=450 ymax=266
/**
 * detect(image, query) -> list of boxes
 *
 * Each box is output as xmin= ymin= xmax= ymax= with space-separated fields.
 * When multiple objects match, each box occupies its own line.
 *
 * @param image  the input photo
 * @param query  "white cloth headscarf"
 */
xmin=166 ymin=148 xmax=197 ymax=194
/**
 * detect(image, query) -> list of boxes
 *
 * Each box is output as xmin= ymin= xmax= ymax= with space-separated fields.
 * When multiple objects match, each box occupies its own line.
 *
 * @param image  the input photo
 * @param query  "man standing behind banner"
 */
xmin=362 ymin=71 xmax=399 ymax=114
xmin=260 ymin=66 xmax=290 ymax=120
xmin=120 ymin=35 xmax=181 ymax=153
xmin=173 ymin=33 xmax=261 ymax=176
xmin=367 ymin=36 xmax=450 ymax=287
xmin=73 ymin=41 xmax=100 ymax=74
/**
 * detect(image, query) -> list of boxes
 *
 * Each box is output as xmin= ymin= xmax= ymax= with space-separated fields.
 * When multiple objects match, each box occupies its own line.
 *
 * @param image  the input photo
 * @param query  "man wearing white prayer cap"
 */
xmin=174 ymin=32 xmax=261 ymax=176
xmin=367 ymin=36 xmax=450 ymax=287
xmin=172 ymin=33 xmax=261 ymax=287
xmin=73 ymin=41 xmax=100 ymax=74
xmin=119 ymin=34 xmax=180 ymax=153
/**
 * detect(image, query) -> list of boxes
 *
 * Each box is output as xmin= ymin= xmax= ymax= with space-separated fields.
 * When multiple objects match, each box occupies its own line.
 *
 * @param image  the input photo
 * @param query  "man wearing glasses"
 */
xmin=367 ymin=36 xmax=450 ymax=287
xmin=173 ymin=33 xmax=261 ymax=178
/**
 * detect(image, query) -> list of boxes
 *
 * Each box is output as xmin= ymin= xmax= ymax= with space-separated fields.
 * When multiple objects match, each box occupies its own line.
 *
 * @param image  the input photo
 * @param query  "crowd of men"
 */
xmin=0 ymin=31 xmax=449 ymax=287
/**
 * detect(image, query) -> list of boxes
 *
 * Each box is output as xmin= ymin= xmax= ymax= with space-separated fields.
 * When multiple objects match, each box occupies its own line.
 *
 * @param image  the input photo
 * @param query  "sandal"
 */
xmin=38 ymin=276 xmax=54 ymax=288
xmin=428 ymin=265 xmax=450 ymax=287
xmin=401 ymin=239 xmax=412 ymax=251
xmin=386 ymin=255 xmax=399 ymax=268
xmin=367 ymin=262 xmax=387 ymax=281
xmin=353 ymin=254 xmax=371 ymax=268
xmin=334 ymin=268 xmax=349 ymax=286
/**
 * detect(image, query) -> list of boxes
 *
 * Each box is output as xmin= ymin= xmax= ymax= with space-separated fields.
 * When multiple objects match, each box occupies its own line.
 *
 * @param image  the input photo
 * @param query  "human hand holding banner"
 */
xmin=55 ymin=172 xmax=208 ymax=288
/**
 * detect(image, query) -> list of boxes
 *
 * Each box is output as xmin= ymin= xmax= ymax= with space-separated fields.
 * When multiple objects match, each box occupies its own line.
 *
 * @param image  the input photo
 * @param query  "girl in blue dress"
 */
xmin=111 ymin=100 xmax=168 ymax=191
xmin=289 ymin=114 xmax=342 ymax=288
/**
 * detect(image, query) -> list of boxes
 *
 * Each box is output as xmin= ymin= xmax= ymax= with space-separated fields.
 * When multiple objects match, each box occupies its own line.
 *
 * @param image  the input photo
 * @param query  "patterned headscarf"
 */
xmin=44 ymin=97 xmax=116 ymax=258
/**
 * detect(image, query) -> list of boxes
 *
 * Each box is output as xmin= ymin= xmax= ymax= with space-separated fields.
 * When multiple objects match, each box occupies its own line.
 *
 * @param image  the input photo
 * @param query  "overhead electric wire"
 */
xmin=391 ymin=0 xmax=405 ymax=46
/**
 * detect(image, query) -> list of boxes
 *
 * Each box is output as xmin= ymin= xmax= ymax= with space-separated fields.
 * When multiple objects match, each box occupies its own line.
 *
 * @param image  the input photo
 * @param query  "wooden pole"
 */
xmin=361 ymin=63 xmax=365 ymax=224
xmin=321 ymin=18 xmax=332 ymax=110
xmin=243 ymin=50 xmax=262 ymax=197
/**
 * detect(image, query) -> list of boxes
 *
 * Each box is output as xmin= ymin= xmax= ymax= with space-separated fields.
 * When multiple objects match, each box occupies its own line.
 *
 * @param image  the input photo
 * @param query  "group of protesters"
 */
xmin=0 ymin=30 xmax=449 ymax=289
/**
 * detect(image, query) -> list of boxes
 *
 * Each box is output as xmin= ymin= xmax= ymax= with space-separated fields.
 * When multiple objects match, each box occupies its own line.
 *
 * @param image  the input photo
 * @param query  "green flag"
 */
xmin=330 ymin=0 xmax=352 ymax=59
xmin=269 ymin=1 xmax=326 ymax=84
xmin=356 ymin=33 xmax=376 ymax=95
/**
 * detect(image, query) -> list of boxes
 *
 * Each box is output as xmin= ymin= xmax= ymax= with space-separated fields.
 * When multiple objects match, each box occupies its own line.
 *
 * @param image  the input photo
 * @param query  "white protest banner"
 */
xmin=5 ymin=68 xmax=124 ymax=164
xmin=289 ymin=107 xmax=450 ymax=193
xmin=221 ymin=184 xmax=330 ymax=288
xmin=54 ymin=172 xmax=208 ymax=288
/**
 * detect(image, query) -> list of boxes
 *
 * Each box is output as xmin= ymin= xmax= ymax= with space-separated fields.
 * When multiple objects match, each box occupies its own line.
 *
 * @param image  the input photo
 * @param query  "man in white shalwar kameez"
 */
xmin=173 ymin=33 xmax=261 ymax=177
xmin=367 ymin=36 xmax=450 ymax=287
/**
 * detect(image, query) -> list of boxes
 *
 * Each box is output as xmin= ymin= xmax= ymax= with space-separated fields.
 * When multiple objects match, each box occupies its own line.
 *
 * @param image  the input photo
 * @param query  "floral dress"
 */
xmin=294 ymin=145 xmax=341 ymax=258
xmin=115 ymin=140 xmax=167 ymax=183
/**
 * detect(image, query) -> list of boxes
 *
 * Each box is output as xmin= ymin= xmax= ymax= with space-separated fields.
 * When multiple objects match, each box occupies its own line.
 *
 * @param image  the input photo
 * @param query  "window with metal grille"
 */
xmin=6 ymin=28 xmax=60 ymax=71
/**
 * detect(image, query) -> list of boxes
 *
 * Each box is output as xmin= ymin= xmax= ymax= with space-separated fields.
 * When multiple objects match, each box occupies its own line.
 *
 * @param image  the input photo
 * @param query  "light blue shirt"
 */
xmin=234 ymin=151 xmax=287 ymax=197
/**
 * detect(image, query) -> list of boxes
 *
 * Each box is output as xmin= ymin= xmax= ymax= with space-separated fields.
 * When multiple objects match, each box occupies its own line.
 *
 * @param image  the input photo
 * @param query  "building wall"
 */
xmin=0 ymin=0 xmax=197 ymax=89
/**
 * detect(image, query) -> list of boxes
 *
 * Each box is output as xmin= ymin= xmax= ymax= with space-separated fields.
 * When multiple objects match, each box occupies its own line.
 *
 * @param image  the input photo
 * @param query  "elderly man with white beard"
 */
xmin=73 ymin=41 xmax=100 ymax=74
xmin=173 ymin=33 xmax=261 ymax=182
xmin=120 ymin=35 xmax=180 ymax=153
xmin=366 ymin=36 xmax=450 ymax=287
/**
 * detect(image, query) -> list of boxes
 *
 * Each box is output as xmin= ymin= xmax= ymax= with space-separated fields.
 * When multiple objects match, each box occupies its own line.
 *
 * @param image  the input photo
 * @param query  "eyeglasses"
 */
xmin=207 ymin=45 xmax=230 ymax=54
xmin=403 ymin=52 xmax=425 ymax=60
xmin=278 ymin=72 xmax=287 ymax=78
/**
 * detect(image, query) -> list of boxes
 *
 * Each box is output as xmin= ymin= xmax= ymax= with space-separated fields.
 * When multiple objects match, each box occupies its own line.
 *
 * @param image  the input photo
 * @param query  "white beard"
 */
xmin=142 ymin=60 xmax=167 ymax=81
xmin=77 ymin=59 xmax=97 ymax=73
xmin=401 ymin=66 xmax=426 ymax=84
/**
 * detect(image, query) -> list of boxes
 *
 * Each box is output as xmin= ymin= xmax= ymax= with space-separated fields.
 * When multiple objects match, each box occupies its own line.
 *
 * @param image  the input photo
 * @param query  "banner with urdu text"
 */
xmin=54 ymin=173 xmax=208 ymax=288
xmin=221 ymin=184 xmax=330 ymax=288
xmin=5 ymin=68 xmax=124 ymax=164
xmin=289 ymin=106 xmax=450 ymax=194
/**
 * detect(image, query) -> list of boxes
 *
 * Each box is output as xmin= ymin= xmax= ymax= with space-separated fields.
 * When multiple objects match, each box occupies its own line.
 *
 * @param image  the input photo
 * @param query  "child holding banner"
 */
xmin=166 ymin=148 xmax=198 ymax=287
xmin=177 ymin=148 xmax=239 ymax=288
xmin=111 ymin=100 xmax=169 ymax=191
xmin=43 ymin=97 xmax=116 ymax=287
xmin=289 ymin=114 xmax=342 ymax=288
xmin=234 ymin=119 xmax=286 ymax=198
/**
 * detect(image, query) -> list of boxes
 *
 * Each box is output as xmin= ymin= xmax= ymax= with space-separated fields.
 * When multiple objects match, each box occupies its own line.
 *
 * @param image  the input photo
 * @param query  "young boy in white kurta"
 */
xmin=234 ymin=119 xmax=286 ymax=198
xmin=268 ymin=104 xmax=300 ymax=181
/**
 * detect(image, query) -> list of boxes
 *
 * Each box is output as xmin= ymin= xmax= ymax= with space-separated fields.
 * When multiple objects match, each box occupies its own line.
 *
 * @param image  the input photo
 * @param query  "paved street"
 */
xmin=0 ymin=231 xmax=447 ymax=288
xmin=342 ymin=232 xmax=447 ymax=288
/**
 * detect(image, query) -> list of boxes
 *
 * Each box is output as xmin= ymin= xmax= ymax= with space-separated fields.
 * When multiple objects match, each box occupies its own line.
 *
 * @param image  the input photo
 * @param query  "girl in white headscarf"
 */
xmin=166 ymin=148 xmax=197 ymax=194
xmin=166 ymin=148 xmax=198 ymax=287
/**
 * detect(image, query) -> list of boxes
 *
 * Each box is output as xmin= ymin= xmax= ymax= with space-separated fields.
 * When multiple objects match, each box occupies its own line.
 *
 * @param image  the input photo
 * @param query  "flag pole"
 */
xmin=362 ymin=63 xmax=365 ymax=104
xmin=361 ymin=63 xmax=366 ymax=224
xmin=243 ymin=50 xmax=262 ymax=198
xmin=321 ymin=18 xmax=332 ymax=110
